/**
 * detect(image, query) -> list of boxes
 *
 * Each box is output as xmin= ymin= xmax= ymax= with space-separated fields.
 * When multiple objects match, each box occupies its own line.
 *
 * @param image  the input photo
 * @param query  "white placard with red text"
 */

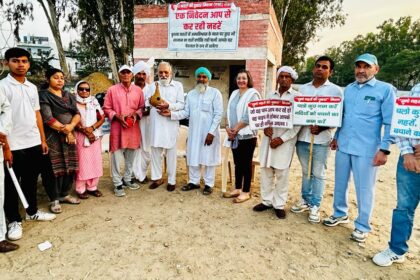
xmin=293 ymin=96 xmax=343 ymax=127
xmin=168 ymin=2 xmax=240 ymax=51
xmin=248 ymin=99 xmax=293 ymax=130
xmin=390 ymin=97 xmax=420 ymax=139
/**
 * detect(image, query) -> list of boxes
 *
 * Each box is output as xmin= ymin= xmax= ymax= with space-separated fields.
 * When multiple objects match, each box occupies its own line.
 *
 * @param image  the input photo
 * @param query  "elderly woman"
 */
xmin=223 ymin=69 xmax=260 ymax=203
xmin=74 ymin=80 xmax=105 ymax=199
xmin=39 ymin=68 xmax=81 ymax=213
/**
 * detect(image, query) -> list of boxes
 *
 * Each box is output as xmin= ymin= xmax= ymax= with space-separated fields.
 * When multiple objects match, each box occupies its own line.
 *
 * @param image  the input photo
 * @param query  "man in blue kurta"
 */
xmin=160 ymin=67 xmax=223 ymax=195
xmin=323 ymin=53 xmax=396 ymax=243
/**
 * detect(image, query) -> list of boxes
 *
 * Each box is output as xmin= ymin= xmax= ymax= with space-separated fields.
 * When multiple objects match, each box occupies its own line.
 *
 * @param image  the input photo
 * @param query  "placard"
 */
xmin=293 ymin=96 xmax=343 ymax=127
xmin=168 ymin=2 xmax=240 ymax=51
xmin=248 ymin=99 xmax=293 ymax=130
xmin=390 ymin=97 xmax=420 ymax=139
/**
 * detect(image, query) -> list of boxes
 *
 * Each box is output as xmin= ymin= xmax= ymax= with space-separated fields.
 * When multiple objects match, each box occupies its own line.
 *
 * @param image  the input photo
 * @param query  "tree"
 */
xmin=273 ymin=0 xmax=346 ymax=66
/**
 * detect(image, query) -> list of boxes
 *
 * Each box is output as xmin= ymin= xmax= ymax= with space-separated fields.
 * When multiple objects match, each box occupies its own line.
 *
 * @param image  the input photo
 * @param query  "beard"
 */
xmin=195 ymin=82 xmax=208 ymax=94
xmin=159 ymin=77 xmax=170 ymax=86
xmin=355 ymin=73 xmax=374 ymax=84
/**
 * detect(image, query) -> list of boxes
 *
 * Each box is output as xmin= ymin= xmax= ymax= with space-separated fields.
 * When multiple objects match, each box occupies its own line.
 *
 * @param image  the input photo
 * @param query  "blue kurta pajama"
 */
xmin=333 ymin=77 xmax=396 ymax=232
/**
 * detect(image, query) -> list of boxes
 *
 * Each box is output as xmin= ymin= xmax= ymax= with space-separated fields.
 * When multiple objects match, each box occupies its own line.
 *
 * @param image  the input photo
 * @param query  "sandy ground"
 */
xmin=0 ymin=145 xmax=419 ymax=280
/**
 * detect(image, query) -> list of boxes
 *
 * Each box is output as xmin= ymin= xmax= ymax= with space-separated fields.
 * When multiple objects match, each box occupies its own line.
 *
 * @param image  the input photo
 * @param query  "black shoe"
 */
xmin=253 ymin=203 xmax=272 ymax=212
xmin=181 ymin=183 xmax=200 ymax=191
xmin=203 ymin=185 xmax=213 ymax=195
xmin=140 ymin=176 xmax=149 ymax=184
xmin=167 ymin=184 xmax=176 ymax=192
xmin=274 ymin=208 xmax=286 ymax=219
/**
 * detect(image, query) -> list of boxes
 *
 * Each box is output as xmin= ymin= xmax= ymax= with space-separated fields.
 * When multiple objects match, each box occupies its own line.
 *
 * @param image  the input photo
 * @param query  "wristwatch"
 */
xmin=379 ymin=149 xmax=390 ymax=155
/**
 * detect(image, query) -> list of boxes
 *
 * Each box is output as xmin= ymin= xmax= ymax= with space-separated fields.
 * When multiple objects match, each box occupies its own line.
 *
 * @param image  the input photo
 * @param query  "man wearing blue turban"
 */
xmin=160 ymin=67 xmax=223 ymax=195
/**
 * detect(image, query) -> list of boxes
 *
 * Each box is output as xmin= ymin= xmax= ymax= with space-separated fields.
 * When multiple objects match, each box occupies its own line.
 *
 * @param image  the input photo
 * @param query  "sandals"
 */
xmin=222 ymin=191 xmax=240 ymax=198
xmin=50 ymin=200 xmax=62 ymax=214
xmin=233 ymin=194 xmax=251 ymax=203
xmin=87 ymin=190 xmax=103 ymax=197
xmin=181 ymin=183 xmax=200 ymax=191
xmin=78 ymin=192 xmax=89 ymax=199
xmin=60 ymin=195 xmax=81 ymax=204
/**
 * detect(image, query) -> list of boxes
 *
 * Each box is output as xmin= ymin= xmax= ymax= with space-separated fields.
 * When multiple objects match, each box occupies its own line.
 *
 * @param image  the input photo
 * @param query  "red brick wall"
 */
xmin=134 ymin=24 xmax=167 ymax=48
xmin=238 ymin=20 xmax=268 ymax=47
xmin=246 ymin=59 xmax=267 ymax=96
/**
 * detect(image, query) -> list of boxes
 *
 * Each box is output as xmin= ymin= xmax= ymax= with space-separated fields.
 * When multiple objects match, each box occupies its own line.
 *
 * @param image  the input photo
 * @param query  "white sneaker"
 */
xmin=291 ymin=199 xmax=309 ymax=213
xmin=7 ymin=222 xmax=22 ymax=241
xmin=350 ymin=229 xmax=368 ymax=242
xmin=26 ymin=210 xmax=56 ymax=221
xmin=114 ymin=187 xmax=126 ymax=197
xmin=308 ymin=206 xmax=320 ymax=223
xmin=373 ymin=248 xmax=405 ymax=267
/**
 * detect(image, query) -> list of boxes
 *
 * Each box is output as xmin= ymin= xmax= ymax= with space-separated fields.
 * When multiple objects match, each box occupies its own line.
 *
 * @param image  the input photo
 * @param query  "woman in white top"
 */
xmin=223 ymin=70 xmax=260 ymax=203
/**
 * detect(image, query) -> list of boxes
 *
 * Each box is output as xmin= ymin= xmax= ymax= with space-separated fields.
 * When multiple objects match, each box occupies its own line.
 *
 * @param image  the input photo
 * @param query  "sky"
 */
xmin=0 ymin=0 xmax=419 ymax=58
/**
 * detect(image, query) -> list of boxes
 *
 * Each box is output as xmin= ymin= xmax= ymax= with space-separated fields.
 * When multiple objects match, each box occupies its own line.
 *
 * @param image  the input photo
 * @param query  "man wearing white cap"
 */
xmin=147 ymin=61 xmax=184 ymax=192
xmin=160 ymin=67 xmax=223 ymax=195
xmin=291 ymin=56 xmax=343 ymax=223
xmin=103 ymin=65 xmax=145 ymax=197
xmin=323 ymin=53 xmax=395 ymax=243
xmin=132 ymin=58 xmax=154 ymax=183
xmin=253 ymin=66 xmax=301 ymax=219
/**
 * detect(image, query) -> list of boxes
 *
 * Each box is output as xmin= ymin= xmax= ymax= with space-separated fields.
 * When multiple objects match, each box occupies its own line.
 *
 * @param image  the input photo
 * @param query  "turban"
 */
xmin=195 ymin=67 xmax=212 ymax=80
xmin=132 ymin=57 xmax=155 ymax=76
xmin=276 ymin=66 xmax=298 ymax=80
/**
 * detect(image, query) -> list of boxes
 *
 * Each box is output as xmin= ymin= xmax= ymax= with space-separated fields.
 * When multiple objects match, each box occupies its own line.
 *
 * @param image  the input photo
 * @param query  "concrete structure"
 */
xmin=134 ymin=0 xmax=283 ymax=119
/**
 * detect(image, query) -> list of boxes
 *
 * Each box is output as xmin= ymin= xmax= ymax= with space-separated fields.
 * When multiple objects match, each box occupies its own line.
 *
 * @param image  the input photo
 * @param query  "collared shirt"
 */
xmin=297 ymin=80 xmax=343 ymax=144
xmin=0 ymin=74 xmax=41 ymax=150
xmin=336 ymin=77 xmax=396 ymax=157
xmin=395 ymin=83 xmax=420 ymax=155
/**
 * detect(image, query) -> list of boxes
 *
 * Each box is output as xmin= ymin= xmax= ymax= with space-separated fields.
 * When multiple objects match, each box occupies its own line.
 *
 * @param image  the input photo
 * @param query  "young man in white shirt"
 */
xmin=0 ymin=48 xmax=55 ymax=241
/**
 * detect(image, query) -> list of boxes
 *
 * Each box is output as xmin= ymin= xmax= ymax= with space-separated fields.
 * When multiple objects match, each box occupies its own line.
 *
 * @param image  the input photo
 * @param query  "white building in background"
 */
xmin=17 ymin=35 xmax=81 ymax=76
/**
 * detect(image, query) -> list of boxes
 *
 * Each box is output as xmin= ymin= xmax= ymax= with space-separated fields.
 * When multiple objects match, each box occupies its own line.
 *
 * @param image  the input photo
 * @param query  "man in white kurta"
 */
xmin=132 ymin=58 xmax=154 ymax=183
xmin=253 ymin=66 xmax=301 ymax=219
xmin=162 ymin=67 xmax=223 ymax=195
xmin=148 ymin=62 xmax=184 ymax=192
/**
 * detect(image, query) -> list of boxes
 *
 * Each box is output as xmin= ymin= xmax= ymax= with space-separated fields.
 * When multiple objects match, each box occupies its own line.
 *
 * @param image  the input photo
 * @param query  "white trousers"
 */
xmin=260 ymin=167 xmax=290 ymax=209
xmin=133 ymin=146 xmax=151 ymax=181
xmin=0 ymin=150 xmax=6 ymax=241
xmin=189 ymin=165 xmax=216 ymax=187
xmin=111 ymin=148 xmax=137 ymax=187
xmin=151 ymin=146 xmax=177 ymax=185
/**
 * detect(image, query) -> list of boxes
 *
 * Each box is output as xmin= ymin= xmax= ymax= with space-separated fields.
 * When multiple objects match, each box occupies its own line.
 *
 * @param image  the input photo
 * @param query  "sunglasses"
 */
xmin=315 ymin=64 xmax=329 ymax=70
xmin=78 ymin=87 xmax=91 ymax=92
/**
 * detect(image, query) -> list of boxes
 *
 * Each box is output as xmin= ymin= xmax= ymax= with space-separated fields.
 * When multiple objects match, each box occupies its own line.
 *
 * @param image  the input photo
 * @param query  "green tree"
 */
xmin=273 ymin=0 xmax=346 ymax=66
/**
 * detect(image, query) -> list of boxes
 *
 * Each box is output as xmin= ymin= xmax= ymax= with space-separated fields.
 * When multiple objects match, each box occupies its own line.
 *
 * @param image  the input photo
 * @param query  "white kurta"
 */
xmin=171 ymin=86 xmax=223 ymax=167
xmin=259 ymin=89 xmax=301 ymax=170
xmin=140 ymin=83 xmax=151 ymax=151
xmin=148 ymin=80 xmax=184 ymax=149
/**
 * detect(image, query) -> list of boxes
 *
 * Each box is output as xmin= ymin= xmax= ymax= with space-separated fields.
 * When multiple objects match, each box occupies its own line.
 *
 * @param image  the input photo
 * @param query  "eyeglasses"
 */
xmin=197 ymin=75 xmax=208 ymax=79
xmin=315 ymin=64 xmax=329 ymax=70
xmin=78 ymin=87 xmax=90 ymax=92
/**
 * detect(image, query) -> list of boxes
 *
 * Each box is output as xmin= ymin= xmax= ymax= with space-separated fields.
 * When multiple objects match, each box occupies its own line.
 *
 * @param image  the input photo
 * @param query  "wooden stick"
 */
xmin=307 ymin=134 xmax=314 ymax=180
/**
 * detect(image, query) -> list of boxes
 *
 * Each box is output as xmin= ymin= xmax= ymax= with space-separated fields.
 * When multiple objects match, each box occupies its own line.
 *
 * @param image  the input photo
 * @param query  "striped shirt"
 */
xmin=395 ymin=83 xmax=420 ymax=155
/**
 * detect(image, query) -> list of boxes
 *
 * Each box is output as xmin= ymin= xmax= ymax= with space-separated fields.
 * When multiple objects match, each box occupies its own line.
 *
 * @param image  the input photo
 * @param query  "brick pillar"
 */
xmin=246 ymin=59 xmax=267 ymax=98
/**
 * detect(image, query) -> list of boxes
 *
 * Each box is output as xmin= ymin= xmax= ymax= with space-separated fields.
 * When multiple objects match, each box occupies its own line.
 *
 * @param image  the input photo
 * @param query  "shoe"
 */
xmin=274 ymin=208 xmax=286 ymax=219
xmin=114 ymin=186 xmax=126 ymax=197
xmin=167 ymin=184 xmax=176 ymax=192
xmin=253 ymin=203 xmax=272 ymax=212
xmin=87 ymin=190 xmax=103 ymax=197
xmin=350 ymin=229 xmax=368 ymax=242
xmin=7 ymin=222 xmax=22 ymax=241
xmin=26 ymin=210 xmax=56 ymax=221
xmin=372 ymin=248 xmax=405 ymax=267
xmin=291 ymin=199 xmax=309 ymax=213
xmin=140 ymin=176 xmax=149 ymax=184
xmin=203 ymin=185 xmax=213 ymax=195
xmin=182 ymin=183 xmax=200 ymax=191
xmin=322 ymin=215 xmax=349 ymax=227
xmin=78 ymin=192 xmax=89 ymax=199
xmin=123 ymin=180 xmax=140 ymax=190
xmin=59 ymin=195 xmax=80 ymax=204
xmin=0 ymin=240 xmax=19 ymax=253
xmin=149 ymin=179 xmax=163 ymax=190
xmin=233 ymin=193 xmax=251 ymax=203
xmin=308 ymin=206 xmax=320 ymax=223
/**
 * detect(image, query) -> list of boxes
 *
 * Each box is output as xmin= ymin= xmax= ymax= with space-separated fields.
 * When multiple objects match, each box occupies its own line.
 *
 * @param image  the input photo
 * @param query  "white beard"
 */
xmin=159 ymin=78 xmax=170 ymax=86
xmin=195 ymin=83 xmax=207 ymax=94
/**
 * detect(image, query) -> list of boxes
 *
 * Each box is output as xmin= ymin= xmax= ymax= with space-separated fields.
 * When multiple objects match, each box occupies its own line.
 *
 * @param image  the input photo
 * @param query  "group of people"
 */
xmin=0 ymin=47 xmax=418 ymax=269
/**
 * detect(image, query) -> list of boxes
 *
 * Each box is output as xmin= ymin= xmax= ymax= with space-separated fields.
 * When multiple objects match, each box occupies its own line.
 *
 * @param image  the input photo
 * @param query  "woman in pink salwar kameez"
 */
xmin=74 ymin=80 xmax=105 ymax=199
